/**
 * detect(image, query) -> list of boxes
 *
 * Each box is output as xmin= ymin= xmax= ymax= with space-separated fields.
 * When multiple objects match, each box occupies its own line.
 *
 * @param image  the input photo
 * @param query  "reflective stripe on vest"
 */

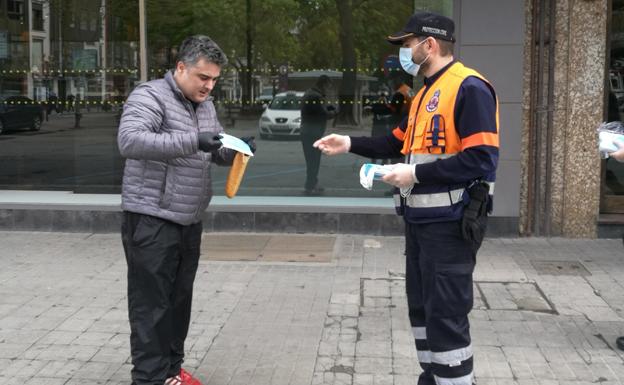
xmin=395 ymin=188 xmax=465 ymax=208
xmin=408 ymin=153 xmax=454 ymax=166
xmin=395 ymin=182 xmax=495 ymax=209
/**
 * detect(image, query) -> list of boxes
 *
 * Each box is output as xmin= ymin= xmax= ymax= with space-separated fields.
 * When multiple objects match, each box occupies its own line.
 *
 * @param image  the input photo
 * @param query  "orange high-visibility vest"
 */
xmin=394 ymin=62 xmax=499 ymax=157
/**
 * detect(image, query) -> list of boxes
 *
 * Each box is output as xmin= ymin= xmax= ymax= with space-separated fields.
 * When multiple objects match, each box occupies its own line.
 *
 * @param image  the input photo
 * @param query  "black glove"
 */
xmin=240 ymin=136 xmax=257 ymax=154
xmin=198 ymin=133 xmax=223 ymax=152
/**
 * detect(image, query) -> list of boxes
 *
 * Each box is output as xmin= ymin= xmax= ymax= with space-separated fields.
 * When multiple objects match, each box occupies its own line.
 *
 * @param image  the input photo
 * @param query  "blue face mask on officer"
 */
xmin=399 ymin=38 xmax=430 ymax=76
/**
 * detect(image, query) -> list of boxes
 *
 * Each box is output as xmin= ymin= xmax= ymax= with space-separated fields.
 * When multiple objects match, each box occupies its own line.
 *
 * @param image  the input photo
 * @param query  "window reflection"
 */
xmin=0 ymin=0 xmax=457 ymax=198
xmin=606 ymin=0 xmax=624 ymax=196
xmin=268 ymin=93 xmax=302 ymax=111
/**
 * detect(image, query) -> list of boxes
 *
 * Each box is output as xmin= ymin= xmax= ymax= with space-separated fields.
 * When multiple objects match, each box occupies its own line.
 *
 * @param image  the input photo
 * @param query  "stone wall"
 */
xmin=521 ymin=0 xmax=607 ymax=237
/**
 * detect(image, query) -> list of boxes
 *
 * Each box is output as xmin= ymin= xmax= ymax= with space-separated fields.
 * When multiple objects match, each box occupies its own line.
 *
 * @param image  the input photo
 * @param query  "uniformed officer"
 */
xmin=314 ymin=11 xmax=499 ymax=385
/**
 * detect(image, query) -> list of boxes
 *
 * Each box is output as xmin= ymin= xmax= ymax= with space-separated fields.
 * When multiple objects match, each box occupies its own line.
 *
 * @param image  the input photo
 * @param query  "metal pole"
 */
xmin=100 ymin=0 xmax=106 ymax=103
xmin=58 ymin=2 xmax=63 ymax=83
xmin=139 ymin=0 xmax=147 ymax=83
xmin=27 ymin=0 xmax=33 ymax=99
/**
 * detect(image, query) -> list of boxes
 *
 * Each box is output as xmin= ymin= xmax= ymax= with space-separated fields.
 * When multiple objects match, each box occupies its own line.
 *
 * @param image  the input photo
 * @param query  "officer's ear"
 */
xmin=429 ymin=37 xmax=453 ymax=58
xmin=425 ymin=37 xmax=436 ymax=52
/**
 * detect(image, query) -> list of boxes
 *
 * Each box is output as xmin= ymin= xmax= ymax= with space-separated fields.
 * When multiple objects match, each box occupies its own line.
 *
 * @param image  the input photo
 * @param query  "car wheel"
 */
xmin=30 ymin=115 xmax=42 ymax=131
xmin=0 ymin=119 xmax=4 ymax=135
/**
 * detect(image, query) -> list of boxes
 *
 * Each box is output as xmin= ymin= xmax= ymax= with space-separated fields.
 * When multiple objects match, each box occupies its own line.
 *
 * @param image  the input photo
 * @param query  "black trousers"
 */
xmin=301 ymin=128 xmax=325 ymax=190
xmin=405 ymin=220 xmax=479 ymax=385
xmin=121 ymin=212 xmax=203 ymax=385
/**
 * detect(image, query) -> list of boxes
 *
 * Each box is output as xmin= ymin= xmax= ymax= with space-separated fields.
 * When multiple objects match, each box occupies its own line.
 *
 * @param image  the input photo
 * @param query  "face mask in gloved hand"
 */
xmin=359 ymin=163 xmax=395 ymax=190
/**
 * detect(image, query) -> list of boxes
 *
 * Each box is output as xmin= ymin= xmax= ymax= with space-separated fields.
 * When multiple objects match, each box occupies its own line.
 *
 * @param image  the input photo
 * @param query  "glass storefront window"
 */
xmin=142 ymin=0 xmax=420 ymax=197
xmin=0 ymin=1 xmax=453 ymax=199
xmin=604 ymin=0 xmax=624 ymax=212
xmin=0 ymin=0 xmax=139 ymax=193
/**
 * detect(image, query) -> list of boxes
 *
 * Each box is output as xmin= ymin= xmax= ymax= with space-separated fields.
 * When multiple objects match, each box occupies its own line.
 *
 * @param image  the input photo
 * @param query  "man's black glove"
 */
xmin=198 ymin=133 xmax=223 ymax=152
xmin=240 ymin=136 xmax=257 ymax=154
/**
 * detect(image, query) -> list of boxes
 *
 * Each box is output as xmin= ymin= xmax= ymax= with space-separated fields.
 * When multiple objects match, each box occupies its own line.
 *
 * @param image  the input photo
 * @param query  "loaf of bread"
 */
xmin=225 ymin=152 xmax=250 ymax=198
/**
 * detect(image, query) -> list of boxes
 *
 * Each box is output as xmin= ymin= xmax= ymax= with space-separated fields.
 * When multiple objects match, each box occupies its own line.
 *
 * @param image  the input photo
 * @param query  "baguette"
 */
xmin=225 ymin=152 xmax=250 ymax=198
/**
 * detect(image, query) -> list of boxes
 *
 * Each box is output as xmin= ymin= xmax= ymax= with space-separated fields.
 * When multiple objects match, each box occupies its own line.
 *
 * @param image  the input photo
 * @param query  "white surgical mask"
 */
xmin=399 ymin=39 xmax=430 ymax=76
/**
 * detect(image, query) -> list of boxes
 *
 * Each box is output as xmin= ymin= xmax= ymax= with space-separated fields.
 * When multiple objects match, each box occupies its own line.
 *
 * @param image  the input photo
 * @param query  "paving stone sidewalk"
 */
xmin=1 ymin=231 xmax=624 ymax=384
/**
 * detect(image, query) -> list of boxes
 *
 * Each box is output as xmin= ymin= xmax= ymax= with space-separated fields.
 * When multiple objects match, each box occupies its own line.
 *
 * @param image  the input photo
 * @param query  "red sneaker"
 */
xmin=165 ymin=368 xmax=202 ymax=385
xmin=179 ymin=368 xmax=202 ymax=385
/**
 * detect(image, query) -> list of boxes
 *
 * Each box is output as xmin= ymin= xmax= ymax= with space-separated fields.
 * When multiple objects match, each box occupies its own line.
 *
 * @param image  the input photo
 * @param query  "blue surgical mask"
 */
xmin=399 ymin=39 xmax=430 ymax=76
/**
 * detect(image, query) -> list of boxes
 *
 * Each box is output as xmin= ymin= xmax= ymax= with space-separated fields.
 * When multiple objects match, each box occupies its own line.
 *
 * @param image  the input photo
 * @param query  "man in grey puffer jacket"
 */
xmin=118 ymin=35 xmax=255 ymax=385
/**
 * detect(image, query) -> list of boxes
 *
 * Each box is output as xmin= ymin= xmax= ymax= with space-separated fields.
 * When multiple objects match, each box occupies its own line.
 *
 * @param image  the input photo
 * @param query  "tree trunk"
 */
xmin=243 ymin=0 xmax=253 ymax=111
xmin=335 ymin=0 xmax=357 ymax=125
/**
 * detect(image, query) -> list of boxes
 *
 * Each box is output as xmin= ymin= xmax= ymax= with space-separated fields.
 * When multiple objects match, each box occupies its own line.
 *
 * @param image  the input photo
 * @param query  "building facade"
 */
xmin=0 ymin=0 xmax=619 ymax=238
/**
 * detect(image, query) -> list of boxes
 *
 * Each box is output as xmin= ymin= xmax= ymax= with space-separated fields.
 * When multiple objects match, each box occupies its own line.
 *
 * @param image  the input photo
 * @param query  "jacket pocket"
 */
xmin=409 ymin=120 xmax=428 ymax=151
xmin=159 ymin=165 xmax=176 ymax=209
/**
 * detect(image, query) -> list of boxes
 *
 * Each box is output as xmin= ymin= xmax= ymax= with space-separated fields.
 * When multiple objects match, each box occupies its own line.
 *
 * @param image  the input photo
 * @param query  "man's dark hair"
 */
xmin=415 ymin=36 xmax=454 ymax=57
xmin=437 ymin=39 xmax=454 ymax=57
xmin=177 ymin=35 xmax=228 ymax=67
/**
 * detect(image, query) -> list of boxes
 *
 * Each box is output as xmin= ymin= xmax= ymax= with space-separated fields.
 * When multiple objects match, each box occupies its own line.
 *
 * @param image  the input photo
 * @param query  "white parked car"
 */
xmin=258 ymin=91 xmax=303 ymax=140
xmin=256 ymin=87 xmax=274 ymax=105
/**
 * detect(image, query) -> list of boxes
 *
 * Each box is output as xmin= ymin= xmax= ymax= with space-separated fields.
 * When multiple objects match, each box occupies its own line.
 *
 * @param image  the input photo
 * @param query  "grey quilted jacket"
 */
xmin=118 ymin=71 xmax=235 ymax=225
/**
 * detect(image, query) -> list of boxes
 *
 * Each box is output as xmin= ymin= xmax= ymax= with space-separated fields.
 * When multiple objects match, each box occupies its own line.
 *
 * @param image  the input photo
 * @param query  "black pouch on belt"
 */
xmin=461 ymin=181 xmax=490 ymax=251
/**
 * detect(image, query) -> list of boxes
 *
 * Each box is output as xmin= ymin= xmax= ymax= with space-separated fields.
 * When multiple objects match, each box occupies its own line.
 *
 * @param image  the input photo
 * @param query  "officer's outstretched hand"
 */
xmin=198 ymin=133 xmax=223 ymax=152
xmin=313 ymin=134 xmax=350 ymax=156
xmin=610 ymin=141 xmax=624 ymax=162
xmin=383 ymin=163 xmax=417 ymax=189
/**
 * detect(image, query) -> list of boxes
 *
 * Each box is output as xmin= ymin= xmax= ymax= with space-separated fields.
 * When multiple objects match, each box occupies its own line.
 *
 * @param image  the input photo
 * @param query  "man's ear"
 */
xmin=424 ymin=37 xmax=433 ymax=50
xmin=429 ymin=38 xmax=440 ymax=54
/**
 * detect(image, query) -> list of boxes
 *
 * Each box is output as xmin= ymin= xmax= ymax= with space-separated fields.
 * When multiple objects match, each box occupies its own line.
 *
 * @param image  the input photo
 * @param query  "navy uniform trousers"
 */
xmin=121 ymin=212 xmax=202 ymax=385
xmin=405 ymin=219 xmax=480 ymax=385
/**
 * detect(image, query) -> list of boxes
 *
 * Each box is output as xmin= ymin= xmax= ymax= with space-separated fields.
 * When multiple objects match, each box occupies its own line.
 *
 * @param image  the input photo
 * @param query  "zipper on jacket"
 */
xmin=186 ymin=102 xmax=208 ymax=220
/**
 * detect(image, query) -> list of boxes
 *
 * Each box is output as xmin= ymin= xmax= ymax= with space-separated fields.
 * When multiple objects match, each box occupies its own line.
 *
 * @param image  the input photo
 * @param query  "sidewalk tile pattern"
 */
xmin=0 ymin=232 xmax=623 ymax=384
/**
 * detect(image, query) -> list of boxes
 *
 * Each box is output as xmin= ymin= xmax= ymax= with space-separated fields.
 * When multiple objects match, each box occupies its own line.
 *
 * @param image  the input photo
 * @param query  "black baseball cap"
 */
xmin=387 ymin=11 xmax=455 ymax=45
